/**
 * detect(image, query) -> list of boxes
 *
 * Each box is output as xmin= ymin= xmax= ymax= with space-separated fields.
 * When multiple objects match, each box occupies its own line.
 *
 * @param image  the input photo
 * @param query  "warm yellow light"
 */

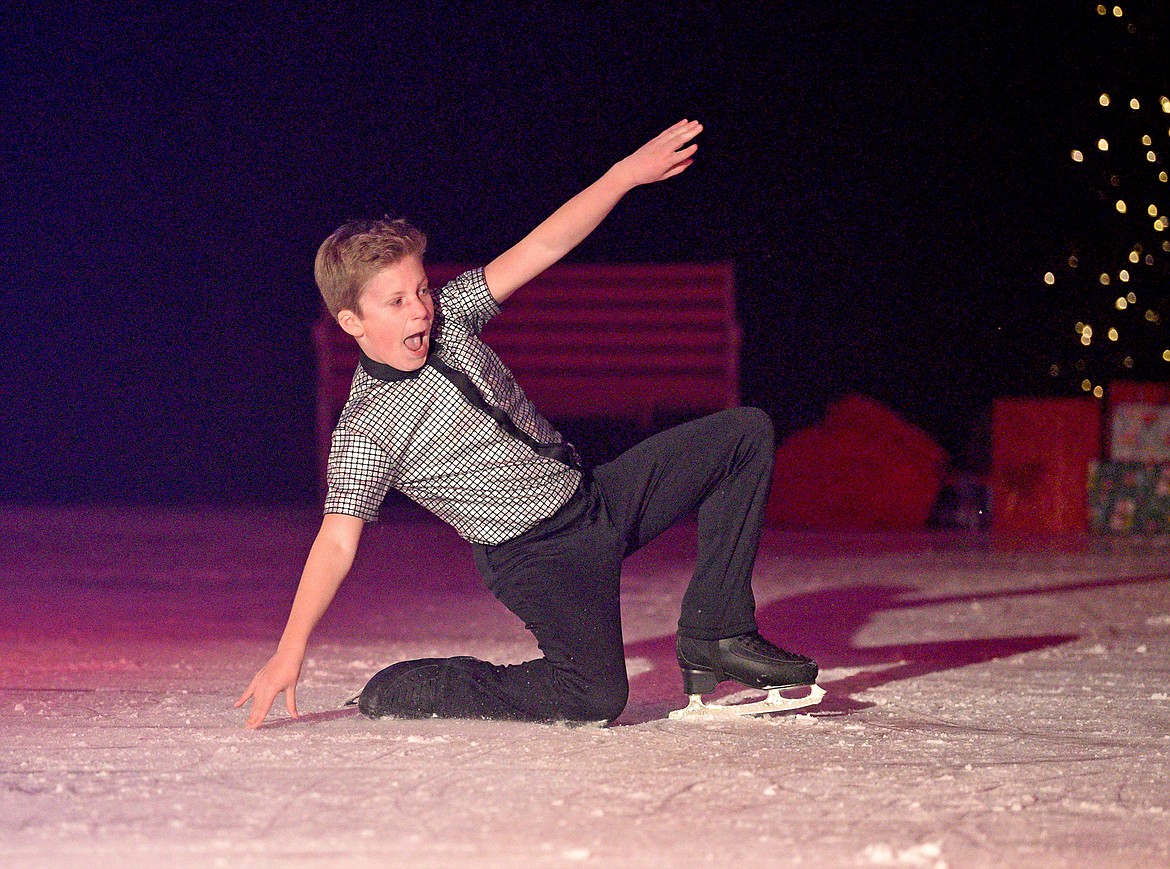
xmin=1130 ymin=250 xmax=1141 ymax=262
xmin=1071 ymin=149 xmax=1084 ymax=162
xmin=1127 ymin=291 xmax=1137 ymax=303
xmin=1145 ymin=309 xmax=1160 ymax=323
xmin=1101 ymin=272 xmax=1112 ymax=285
xmin=1094 ymin=385 xmax=1104 ymax=399
xmin=1097 ymin=3 xmax=1108 ymax=13
xmin=1116 ymin=200 xmax=1127 ymax=213
xmin=1162 ymin=96 xmax=1170 ymax=113
xmin=1143 ymin=135 xmax=1154 ymax=145
xmin=1130 ymin=98 xmax=1141 ymax=110
xmin=1116 ymin=296 xmax=1128 ymax=309
xmin=1160 ymin=171 xmax=1169 ymax=182
xmin=1100 ymin=93 xmax=1111 ymax=106
xmin=1164 ymin=349 xmax=1170 ymax=362
xmin=1108 ymin=327 xmax=1120 ymax=341
xmin=1082 ymin=379 xmax=1093 ymax=392
xmin=1157 ymin=217 xmax=1167 ymax=231
xmin=1164 ymin=241 xmax=1170 ymax=251
xmin=1120 ymin=269 xmax=1130 ymax=281
xmin=1124 ymin=356 xmax=1135 ymax=369
xmin=1044 ymin=271 xmax=1056 ymax=285
xmin=1113 ymin=5 xmax=1123 ymax=17
xmin=1076 ymin=321 xmax=1086 ymax=334
xmin=1098 ymin=138 xmax=1110 ymax=151
xmin=1151 ymin=204 xmax=1160 ymax=216
xmin=1149 ymin=151 xmax=1159 ymax=162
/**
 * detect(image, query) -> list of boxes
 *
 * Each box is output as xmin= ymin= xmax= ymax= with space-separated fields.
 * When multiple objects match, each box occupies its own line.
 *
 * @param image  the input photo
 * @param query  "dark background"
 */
xmin=1 ymin=2 xmax=1157 ymax=505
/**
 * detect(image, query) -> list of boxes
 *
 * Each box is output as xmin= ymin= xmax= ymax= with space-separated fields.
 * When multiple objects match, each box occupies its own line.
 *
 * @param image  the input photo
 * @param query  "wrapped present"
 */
xmin=1107 ymin=381 xmax=1170 ymax=406
xmin=990 ymin=398 xmax=1101 ymax=535
xmin=767 ymin=395 xmax=947 ymax=531
xmin=1109 ymin=403 xmax=1170 ymax=461
xmin=1088 ymin=461 xmax=1170 ymax=534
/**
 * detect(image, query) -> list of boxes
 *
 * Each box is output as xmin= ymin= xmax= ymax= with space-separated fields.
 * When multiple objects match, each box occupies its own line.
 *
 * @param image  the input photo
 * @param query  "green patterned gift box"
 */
xmin=1088 ymin=461 xmax=1170 ymax=534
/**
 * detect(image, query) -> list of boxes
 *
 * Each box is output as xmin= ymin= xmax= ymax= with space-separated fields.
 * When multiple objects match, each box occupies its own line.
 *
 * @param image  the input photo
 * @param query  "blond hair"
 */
xmin=314 ymin=218 xmax=428 ymax=318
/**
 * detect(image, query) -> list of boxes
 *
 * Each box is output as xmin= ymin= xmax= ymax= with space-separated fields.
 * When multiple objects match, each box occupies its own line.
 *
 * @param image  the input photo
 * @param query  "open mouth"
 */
xmin=404 ymin=331 xmax=427 ymax=352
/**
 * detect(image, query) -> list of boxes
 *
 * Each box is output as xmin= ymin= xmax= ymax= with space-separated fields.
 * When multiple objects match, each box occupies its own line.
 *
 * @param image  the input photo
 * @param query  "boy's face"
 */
xmin=338 ymin=255 xmax=434 ymax=371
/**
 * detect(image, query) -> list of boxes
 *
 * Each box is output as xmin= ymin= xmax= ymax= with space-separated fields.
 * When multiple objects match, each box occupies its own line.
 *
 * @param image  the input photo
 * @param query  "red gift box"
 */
xmin=989 ymin=398 xmax=1101 ymax=535
xmin=1107 ymin=381 xmax=1170 ymax=406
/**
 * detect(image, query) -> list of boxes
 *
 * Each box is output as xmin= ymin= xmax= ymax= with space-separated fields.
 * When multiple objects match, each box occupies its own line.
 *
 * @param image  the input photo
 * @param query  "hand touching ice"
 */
xmin=235 ymin=649 xmax=302 ymax=729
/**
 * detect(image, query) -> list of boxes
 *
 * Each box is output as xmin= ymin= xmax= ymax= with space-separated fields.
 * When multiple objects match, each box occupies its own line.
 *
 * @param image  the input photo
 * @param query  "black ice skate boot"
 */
xmin=676 ymin=631 xmax=818 ymax=696
xmin=352 ymin=658 xmax=447 ymax=719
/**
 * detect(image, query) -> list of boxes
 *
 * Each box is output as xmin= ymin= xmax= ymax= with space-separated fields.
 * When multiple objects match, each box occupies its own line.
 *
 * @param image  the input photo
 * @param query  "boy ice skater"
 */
xmin=237 ymin=120 xmax=818 ymax=728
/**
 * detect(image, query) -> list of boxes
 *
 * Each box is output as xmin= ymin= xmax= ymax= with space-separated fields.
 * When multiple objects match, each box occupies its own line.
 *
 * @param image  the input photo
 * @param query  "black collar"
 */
xmin=359 ymin=348 xmax=427 ymax=382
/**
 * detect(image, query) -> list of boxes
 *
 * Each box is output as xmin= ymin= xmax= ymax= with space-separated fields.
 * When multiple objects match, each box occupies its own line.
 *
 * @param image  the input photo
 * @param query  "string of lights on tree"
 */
xmin=1043 ymin=3 xmax=1169 ymax=399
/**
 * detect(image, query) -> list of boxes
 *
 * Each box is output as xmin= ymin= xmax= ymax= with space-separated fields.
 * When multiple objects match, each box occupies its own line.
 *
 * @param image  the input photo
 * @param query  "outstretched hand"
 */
xmin=482 ymin=118 xmax=704 ymax=304
xmin=615 ymin=119 xmax=703 ymax=187
xmin=234 ymin=649 xmax=302 ymax=729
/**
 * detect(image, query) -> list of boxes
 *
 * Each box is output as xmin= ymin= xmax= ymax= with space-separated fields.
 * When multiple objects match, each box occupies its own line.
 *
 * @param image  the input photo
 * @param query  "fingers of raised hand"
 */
xmin=620 ymin=120 xmax=702 ymax=185
xmin=661 ymin=119 xmax=703 ymax=146
xmin=660 ymin=157 xmax=695 ymax=180
xmin=655 ymin=140 xmax=699 ymax=179
xmin=651 ymin=121 xmax=702 ymax=168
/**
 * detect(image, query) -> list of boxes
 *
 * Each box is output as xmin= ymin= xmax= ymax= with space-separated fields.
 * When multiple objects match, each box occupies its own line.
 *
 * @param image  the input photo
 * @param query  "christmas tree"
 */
xmin=1043 ymin=3 xmax=1169 ymax=399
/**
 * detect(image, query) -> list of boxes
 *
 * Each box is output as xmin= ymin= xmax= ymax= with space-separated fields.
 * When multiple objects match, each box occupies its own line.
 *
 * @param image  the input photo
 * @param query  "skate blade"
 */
xmin=341 ymin=690 xmax=362 ymax=708
xmin=668 ymin=683 xmax=825 ymax=721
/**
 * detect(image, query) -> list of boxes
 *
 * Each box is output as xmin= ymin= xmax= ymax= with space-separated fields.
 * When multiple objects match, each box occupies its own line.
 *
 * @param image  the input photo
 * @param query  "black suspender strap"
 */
xmin=427 ymin=355 xmax=578 ymax=469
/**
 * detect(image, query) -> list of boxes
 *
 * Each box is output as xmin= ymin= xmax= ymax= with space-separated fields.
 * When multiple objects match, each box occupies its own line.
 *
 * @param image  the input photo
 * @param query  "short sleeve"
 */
xmin=322 ymin=424 xmax=396 ymax=522
xmin=434 ymin=268 xmax=500 ymax=337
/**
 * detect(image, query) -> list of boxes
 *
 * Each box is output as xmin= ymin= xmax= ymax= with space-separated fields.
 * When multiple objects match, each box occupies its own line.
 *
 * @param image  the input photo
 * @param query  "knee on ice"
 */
xmin=567 ymin=672 xmax=628 ymax=722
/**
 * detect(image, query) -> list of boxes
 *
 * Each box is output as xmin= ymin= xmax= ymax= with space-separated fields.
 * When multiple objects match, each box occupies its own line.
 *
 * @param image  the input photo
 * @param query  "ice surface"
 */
xmin=1 ymin=505 xmax=1169 ymax=867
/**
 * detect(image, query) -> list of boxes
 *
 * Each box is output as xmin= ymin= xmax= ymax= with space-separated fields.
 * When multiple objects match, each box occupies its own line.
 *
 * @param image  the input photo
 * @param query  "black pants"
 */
xmin=406 ymin=407 xmax=774 ymax=722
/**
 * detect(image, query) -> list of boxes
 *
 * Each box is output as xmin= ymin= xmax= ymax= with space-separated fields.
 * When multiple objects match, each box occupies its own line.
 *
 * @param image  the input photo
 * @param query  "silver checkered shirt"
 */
xmin=323 ymin=267 xmax=583 ymax=544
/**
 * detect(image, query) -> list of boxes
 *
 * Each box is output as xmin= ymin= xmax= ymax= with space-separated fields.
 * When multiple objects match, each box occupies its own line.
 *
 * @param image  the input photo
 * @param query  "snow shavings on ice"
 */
xmin=860 ymin=840 xmax=946 ymax=867
xmin=1 ymin=506 xmax=1169 ymax=867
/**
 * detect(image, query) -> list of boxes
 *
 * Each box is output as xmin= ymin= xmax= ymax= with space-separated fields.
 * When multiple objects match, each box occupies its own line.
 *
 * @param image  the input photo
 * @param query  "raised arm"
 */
xmin=235 ymin=512 xmax=365 ymax=729
xmin=483 ymin=119 xmax=703 ymax=304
